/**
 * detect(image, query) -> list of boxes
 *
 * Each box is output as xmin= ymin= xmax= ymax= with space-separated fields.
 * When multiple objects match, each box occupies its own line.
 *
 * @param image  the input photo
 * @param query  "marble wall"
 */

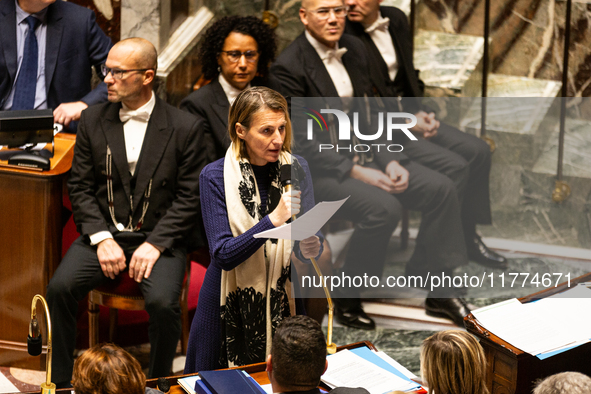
xmin=120 ymin=0 xmax=162 ymax=48
xmin=416 ymin=0 xmax=591 ymax=98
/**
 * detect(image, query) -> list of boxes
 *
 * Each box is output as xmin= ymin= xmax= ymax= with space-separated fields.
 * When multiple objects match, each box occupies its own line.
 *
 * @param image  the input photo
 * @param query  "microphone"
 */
xmin=157 ymin=377 xmax=171 ymax=393
xmin=28 ymin=294 xmax=55 ymax=394
xmin=28 ymin=317 xmax=42 ymax=356
xmin=280 ymin=164 xmax=293 ymax=193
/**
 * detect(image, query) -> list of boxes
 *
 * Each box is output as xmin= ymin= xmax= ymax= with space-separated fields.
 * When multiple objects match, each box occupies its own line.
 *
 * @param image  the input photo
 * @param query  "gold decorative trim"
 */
xmin=552 ymin=180 xmax=571 ymax=203
xmin=481 ymin=136 xmax=496 ymax=153
xmin=262 ymin=10 xmax=279 ymax=29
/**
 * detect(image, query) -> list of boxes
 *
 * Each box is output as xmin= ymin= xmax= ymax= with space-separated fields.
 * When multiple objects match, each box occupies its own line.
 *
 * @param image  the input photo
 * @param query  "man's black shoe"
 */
xmin=467 ymin=234 xmax=508 ymax=269
xmin=335 ymin=304 xmax=376 ymax=330
xmin=425 ymin=297 xmax=471 ymax=327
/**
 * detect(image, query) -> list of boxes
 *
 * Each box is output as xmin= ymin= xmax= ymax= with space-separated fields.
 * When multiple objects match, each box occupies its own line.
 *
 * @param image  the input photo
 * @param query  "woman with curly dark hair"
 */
xmin=180 ymin=15 xmax=280 ymax=162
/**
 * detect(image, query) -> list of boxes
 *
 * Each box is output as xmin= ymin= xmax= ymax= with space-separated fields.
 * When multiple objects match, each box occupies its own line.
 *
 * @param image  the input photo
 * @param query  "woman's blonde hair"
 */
xmin=228 ymin=86 xmax=292 ymax=159
xmin=71 ymin=343 xmax=145 ymax=394
xmin=420 ymin=330 xmax=489 ymax=394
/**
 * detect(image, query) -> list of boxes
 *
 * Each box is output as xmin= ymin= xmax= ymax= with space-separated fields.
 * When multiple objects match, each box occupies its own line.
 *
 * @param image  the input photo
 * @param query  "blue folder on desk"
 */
xmin=196 ymin=370 xmax=266 ymax=394
xmin=350 ymin=347 xmax=412 ymax=382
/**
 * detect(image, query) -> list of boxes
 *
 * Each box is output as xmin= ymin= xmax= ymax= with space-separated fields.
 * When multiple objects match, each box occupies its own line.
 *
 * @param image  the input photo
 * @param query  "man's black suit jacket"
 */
xmin=68 ymin=97 xmax=206 ymax=251
xmin=270 ymin=32 xmax=407 ymax=181
xmin=0 ymin=0 xmax=112 ymax=110
xmin=179 ymin=75 xmax=282 ymax=162
xmin=344 ymin=6 xmax=424 ymax=99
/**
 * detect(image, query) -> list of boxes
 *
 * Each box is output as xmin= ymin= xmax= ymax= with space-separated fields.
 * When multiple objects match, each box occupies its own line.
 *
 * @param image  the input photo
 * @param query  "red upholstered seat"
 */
xmin=88 ymin=248 xmax=210 ymax=354
xmin=94 ymin=274 xmax=144 ymax=299
xmin=61 ymin=201 xmax=210 ymax=351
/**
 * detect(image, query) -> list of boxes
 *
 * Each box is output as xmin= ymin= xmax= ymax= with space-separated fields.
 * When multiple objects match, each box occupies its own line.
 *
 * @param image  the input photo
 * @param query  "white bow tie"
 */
xmin=324 ymin=47 xmax=348 ymax=62
xmin=365 ymin=17 xmax=390 ymax=33
xmin=119 ymin=108 xmax=150 ymax=123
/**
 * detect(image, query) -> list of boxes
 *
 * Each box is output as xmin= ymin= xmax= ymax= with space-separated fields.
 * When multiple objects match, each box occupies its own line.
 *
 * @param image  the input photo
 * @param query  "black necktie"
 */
xmin=12 ymin=16 xmax=40 ymax=110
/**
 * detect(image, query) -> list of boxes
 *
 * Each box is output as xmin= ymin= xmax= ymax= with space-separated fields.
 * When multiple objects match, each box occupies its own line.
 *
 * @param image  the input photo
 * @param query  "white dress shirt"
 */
xmin=305 ymin=30 xmax=354 ymax=98
xmin=2 ymin=0 xmax=48 ymax=110
xmin=122 ymin=91 xmax=156 ymax=176
xmin=219 ymin=73 xmax=249 ymax=106
xmin=89 ymin=91 xmax=156 ymax=246
xmin=363 ymin=14 xmax=398 ymax=81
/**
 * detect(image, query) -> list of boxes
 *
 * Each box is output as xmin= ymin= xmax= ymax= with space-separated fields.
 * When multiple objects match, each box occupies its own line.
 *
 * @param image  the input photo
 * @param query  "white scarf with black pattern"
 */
xmin=220 ymin=142 xmax=295 ymax=367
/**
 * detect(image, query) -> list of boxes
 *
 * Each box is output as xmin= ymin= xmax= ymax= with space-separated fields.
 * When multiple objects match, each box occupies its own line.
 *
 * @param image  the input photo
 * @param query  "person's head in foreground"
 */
xmin=72 ymin=343 xmax=145 ymax=394
xmin=420 ymin=330 xmax=489 ymax=394
xmin=228 ymin=86 xmax=292 ymax=164
xmin=533 ymin=371 xmax=591 ymax=394
xmin=266 ymin=315 xmax=328 ymax=392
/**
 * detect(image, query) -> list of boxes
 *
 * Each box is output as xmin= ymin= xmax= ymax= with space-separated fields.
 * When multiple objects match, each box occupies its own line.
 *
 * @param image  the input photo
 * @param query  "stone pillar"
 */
xmin=120 ymin=0 xmax=167 ymax=50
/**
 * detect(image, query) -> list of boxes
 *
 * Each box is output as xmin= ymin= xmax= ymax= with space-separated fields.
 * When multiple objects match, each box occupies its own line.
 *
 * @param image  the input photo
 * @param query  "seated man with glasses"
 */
xmin=47 ymin=37 xmax=207 ymax=387
xmin=271 ymin=0 xmax=472 ymax=330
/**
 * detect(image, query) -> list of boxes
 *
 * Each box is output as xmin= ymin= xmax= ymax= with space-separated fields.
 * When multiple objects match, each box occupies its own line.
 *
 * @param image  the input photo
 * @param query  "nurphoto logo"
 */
xmin=304 ymin=107 xmax=418 ymax=153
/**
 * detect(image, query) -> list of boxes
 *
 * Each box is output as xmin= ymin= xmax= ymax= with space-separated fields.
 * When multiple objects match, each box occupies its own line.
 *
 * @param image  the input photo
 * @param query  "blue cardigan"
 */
xmin=184 ymin=155 xmax=322 ymax=373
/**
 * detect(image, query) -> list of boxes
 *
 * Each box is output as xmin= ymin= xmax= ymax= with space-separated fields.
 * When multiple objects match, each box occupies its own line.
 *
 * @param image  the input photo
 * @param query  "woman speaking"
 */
xmin=184 ymin=87 xmax=322 ymax=373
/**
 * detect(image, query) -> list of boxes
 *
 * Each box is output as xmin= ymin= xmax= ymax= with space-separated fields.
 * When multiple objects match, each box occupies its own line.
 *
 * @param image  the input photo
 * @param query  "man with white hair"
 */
xmin=533 ymin=372 xmax=591 ymax=394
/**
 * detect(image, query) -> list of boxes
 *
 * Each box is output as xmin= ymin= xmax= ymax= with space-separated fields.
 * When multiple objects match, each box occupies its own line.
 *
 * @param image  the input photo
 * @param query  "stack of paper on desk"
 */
xmin=322 ymin=348 xmax=423 ymax=393
xmin=472 ymin=285 xmax=591 ymax=357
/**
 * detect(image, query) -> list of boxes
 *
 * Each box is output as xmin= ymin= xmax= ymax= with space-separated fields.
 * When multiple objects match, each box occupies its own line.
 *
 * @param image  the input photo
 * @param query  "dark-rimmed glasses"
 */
xmin=219 ymin=50 xmax=259 ymax=63
xmin=101 ymin=65 xmax=154 ymax=80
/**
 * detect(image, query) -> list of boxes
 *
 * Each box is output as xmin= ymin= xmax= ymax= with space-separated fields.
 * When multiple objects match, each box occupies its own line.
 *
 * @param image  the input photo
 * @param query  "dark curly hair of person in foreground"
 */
xmin=199 ymin=15 xmax=277 ymax=81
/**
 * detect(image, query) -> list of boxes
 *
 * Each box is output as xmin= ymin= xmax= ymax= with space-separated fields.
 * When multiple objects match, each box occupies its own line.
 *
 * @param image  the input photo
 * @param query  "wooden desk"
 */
xmin=465 ymin=272 xmax=591 ymax=394
xmin=0 ymin=133 xmax=75 ymax=369
xmin=146 ymin=341 xmax=379 ymax=394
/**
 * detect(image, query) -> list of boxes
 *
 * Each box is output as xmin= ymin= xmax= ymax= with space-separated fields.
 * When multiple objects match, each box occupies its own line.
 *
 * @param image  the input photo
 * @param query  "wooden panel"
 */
xmin=70 ymin=0 xmax=120 ymax=43
xmin=0 ymin=134 xmax=75 ymax=369
xmin=466 ymin=272 xmax=591 ymax=394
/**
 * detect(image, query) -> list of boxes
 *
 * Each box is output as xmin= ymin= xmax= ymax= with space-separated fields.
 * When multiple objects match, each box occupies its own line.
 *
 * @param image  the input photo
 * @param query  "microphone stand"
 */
xmin=307 ymin=254 xmax=337 ymax=355
xmin=286 ymin=186 xmax=337 ymax=354
xmin=29 ymin=294 xmax=55 ymax=394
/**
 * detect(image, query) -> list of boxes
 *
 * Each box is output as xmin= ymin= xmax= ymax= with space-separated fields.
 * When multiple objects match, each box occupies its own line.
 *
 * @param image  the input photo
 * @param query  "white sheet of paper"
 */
xmin=254 ymin=197 xmax=349 ymax=241
xmin=375 ymin=351 xmax=418 ymax=380
xmin=472 ymin=296 xmax=591 ymax=356
xmin=322 ymin=349 xmax=416 ymax=394
xmin=0 ymin=372 xmax=18 ymax=394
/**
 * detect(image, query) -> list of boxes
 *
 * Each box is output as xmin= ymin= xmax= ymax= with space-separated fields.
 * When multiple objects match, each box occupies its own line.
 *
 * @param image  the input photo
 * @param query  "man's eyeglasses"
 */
xmin=220 ymin=50 xmax=259 ymax=63
xmin=307 ymin=6 xmax=348 ymax=20
xmin=101 ymin=65 xmax=154 ymax=80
